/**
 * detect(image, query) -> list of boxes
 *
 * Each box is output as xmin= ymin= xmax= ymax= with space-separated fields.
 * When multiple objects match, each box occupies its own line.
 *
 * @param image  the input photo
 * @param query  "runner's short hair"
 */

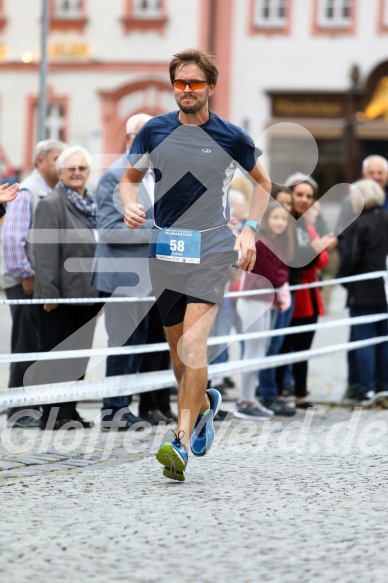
xmin=169 ymin=48 xmax=218 ymax=85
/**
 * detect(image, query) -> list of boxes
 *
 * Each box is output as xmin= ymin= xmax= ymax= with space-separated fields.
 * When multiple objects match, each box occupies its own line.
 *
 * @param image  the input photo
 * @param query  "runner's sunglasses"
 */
xmin=173 ymin=79 xmax=210 ymax=90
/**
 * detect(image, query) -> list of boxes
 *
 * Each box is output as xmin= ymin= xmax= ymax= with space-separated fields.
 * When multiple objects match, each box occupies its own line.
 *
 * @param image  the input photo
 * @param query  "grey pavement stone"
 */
xmin=27 ymin=454 xmax=66 ymax=462
xmin=0 ymin=460 xmax=25 ymax=470
xmin=57 ymin=459 xmax=98 ymax=467
xmin=0 ymin=285 xmax=373 ymax=581
xmin=0 ymin=408 xmax=388 ymax=582
xmin=11 ymin=456 xmax=50 ymax=466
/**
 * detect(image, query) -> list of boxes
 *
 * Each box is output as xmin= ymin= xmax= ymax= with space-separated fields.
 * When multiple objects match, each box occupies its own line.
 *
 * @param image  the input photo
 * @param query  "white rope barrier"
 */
xmin=0 ymin=296 xmax=155 ymax=305
xmin=1 ymin=335 xmax=387 ymax=409
xmin=0 ymin=269 xmax=387 ymax=407
xmin=0 ymin=312 xmax=386 ymax=364
xmin=228 ymin=270 xmax=388 ymax=297
xmin=0 ymin=270 xmax=387 ymax=305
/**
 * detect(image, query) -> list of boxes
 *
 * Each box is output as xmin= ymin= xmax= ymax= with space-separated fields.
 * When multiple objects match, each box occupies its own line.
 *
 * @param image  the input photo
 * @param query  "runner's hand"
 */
xmin=124 ymin=202 xmax=146 ymax=229
xmin=234 ymin=227 xmax=256 ymax=272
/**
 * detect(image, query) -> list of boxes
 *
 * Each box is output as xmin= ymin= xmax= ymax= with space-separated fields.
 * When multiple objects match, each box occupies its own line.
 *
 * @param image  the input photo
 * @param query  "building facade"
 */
xmin=0 ymin=0 xmax=387 ymax=189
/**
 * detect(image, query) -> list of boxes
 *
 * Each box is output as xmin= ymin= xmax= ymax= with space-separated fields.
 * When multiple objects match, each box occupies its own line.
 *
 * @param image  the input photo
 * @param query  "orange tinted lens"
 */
xmin=189 ymin=80 xmax=206 ymax=90
xmin=173 ymin=80 xmax=186 ymax=90
xmin=173 ymin=80 xmax=207 ymax=90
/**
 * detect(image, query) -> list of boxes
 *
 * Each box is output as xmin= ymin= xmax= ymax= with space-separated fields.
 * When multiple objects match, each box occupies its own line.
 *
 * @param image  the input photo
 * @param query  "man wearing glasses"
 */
xmin=121 ymin=48 xmax=270 ymax=481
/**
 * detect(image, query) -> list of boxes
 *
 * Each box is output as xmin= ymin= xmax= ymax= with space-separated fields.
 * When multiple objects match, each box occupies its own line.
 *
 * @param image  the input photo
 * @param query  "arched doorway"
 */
xmin=99 ymin=79 xmax=176 ymax=166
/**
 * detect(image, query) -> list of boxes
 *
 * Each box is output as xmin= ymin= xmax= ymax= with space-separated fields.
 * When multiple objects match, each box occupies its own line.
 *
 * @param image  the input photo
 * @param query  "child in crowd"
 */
xmin=257 ymin=187 xmax=296 ymax=416
xmin=235 ymin=200 xmax=292 ymax=420
xmin=273 ymin=187 xmax=292 ymax=213
xmin=209 ymin=188 xmax=247 ymax=394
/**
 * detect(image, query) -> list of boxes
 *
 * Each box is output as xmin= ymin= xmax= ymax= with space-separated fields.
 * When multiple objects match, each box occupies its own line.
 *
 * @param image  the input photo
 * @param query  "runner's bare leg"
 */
xmin=164 ymin=302 xmax=219 ymax=448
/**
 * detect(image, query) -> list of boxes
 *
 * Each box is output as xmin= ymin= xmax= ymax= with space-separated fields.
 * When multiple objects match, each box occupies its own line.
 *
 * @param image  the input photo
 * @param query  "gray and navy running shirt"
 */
xmin=128 ymin=110 xmax=262 ymax=255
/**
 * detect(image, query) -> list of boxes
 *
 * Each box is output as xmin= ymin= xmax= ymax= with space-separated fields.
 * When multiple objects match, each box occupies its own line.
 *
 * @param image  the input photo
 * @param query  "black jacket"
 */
xmin=338 ymin=206 xmax=388 ymax=306
xmin=0 ymin=204 xmax=5 ymax=218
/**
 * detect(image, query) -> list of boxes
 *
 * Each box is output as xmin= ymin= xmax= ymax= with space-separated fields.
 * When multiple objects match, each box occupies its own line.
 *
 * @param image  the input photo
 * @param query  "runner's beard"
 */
xmin=176 ymin=94 xmax=207 ymax=114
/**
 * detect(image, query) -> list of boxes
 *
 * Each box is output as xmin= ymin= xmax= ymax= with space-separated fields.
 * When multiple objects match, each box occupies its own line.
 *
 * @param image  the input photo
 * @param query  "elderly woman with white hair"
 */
xmin=29 ymin=146 xmax=101 ymax=429
xmin=339 ymin=178 xmax=388 ymax=402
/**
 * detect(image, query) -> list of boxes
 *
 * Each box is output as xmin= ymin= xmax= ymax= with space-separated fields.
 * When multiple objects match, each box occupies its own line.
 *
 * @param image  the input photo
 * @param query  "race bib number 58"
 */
xmin=156 ymin=228 xmax=201 ymax=264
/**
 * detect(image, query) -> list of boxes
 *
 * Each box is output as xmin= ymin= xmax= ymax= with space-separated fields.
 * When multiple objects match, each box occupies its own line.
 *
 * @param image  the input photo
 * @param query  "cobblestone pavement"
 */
xmin=1 ymin=403 xmax=388 ymax=583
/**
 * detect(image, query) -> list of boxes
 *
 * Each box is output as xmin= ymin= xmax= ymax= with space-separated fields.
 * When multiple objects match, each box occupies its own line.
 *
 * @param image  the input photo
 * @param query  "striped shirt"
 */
xmin=2 ymin=179 xmax=51 ymax=279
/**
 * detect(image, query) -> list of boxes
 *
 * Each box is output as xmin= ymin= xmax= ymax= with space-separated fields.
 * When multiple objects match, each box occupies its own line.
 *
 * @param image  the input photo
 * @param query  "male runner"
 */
xmin=120 ymin=48 xmax=271 ymax=481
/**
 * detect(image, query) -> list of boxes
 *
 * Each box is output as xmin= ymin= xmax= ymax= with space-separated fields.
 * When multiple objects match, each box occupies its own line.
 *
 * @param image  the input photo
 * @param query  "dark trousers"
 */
xmin=5 ymin=284 xmax=40 ymax=416
xmin=258 ymin=294 xmax=296 ymax=403
xmin=347 ymin=326 xmax=360 ymax=387
xmin=27 ymin=304 xmax=100 ymax=420
xmin=276 ymin=315 xmax=318 ymax=399
xmin=138 ymin=303 xmax=171 ymax=415
xmin=100 ymin=292 xmax=149 ymax=410
xmin=349 ymin=304 xmax=388 ymax=394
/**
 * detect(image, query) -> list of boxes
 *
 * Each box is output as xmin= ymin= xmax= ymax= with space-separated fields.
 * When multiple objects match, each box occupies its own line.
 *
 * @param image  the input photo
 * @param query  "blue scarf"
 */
xmin=60 ymin=180 xmax=97 ymax=228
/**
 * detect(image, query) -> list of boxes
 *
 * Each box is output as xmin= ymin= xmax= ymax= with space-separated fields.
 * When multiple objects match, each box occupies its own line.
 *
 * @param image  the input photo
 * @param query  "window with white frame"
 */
xmin=54 ymin=0 xmax=82 ymax=19
xmin=43 ymin=103 xmax=66 ymax=141
xmin=33 ymin=102 xmax=66 ymax=143
xmin=254 ymin=0 xmax=287 ymax=28
xmin=318 ymin=0 xmax=353 ymax=28
xmin=133 ymin=0 xmax=162 ymax=18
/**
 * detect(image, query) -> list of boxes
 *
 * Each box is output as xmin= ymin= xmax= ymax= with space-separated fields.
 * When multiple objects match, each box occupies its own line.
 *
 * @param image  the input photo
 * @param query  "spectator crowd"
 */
xmin=1 ymin=124 xmax=388 ymax=430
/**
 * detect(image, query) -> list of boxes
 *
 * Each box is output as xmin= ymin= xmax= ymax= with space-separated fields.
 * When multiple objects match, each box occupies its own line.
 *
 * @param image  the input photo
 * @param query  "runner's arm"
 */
xmin=234 ymin=159 xmax=271 ymax=272
xmin=120 ymin=164 xmax=147 ymax=229
xmin=247 ymin=159 xmax=271 ymax=224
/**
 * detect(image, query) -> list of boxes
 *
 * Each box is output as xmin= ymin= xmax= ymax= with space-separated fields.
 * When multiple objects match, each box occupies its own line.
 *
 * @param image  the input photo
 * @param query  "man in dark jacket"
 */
xmin=91 ymin=113 xmax=175 ymax=430
xmin=336 ymin=156 xmax=388 ymax=400
xmin=339 ymin=179 xmax=388 ymax=401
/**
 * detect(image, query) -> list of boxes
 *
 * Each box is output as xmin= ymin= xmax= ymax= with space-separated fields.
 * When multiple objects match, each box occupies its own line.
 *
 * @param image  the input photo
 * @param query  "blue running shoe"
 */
xmin=190 ymin=388 xmax=221 ymax=457
xmin=156 ymin=430 xmax=188 ymax=482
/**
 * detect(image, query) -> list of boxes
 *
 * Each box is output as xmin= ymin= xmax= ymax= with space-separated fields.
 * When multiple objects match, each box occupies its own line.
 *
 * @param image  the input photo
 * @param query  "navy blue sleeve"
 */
xmin=127 ymin=125 xmax=151 ymax=171
xmin=236 ymin=128 xmax=262 ymax=174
